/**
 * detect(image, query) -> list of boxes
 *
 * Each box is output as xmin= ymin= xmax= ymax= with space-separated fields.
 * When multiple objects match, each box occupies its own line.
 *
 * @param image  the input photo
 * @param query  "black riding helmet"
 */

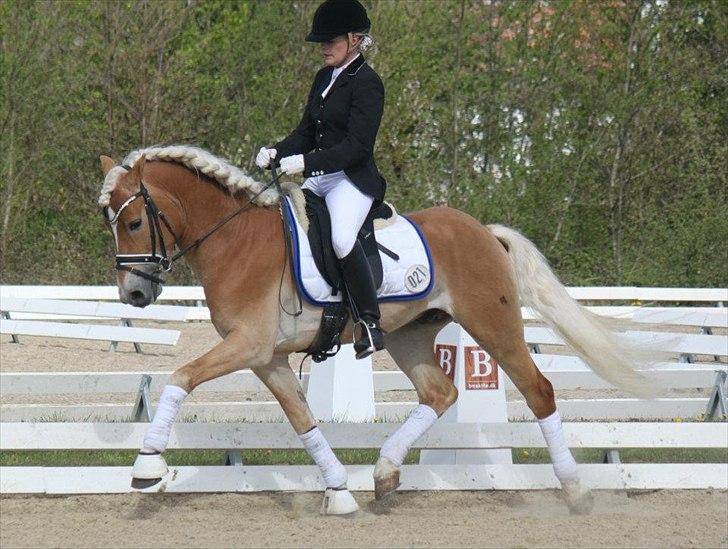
xmin=306 ymin=0 xmax=371 ymax=42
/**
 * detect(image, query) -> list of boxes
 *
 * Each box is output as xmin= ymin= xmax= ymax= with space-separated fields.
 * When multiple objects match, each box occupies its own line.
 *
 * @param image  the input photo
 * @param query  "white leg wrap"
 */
xmin=538 ymin=410 xmax=578 ymax=482
xmin=300 ymin=427 xmax=347 ymax=488
xmin=142 ymin=385 xmax=188 ymax=453
xmin=380 ymin=404 xmax=438 ymax=467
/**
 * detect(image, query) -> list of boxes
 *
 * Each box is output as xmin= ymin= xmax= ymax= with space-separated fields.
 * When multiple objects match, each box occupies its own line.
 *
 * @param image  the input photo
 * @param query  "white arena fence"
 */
xmin=2 ymin=422 xmax=726 ymax=494
xmin=0 ymin=285 xmax=726 ymax=494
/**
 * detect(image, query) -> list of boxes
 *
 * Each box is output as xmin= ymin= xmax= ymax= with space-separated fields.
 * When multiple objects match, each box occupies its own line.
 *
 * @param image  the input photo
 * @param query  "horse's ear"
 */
xmin=100 ymin=155 xmax=116 ymax=176
xmin=131 ymin=155 xmax=147 ymax=180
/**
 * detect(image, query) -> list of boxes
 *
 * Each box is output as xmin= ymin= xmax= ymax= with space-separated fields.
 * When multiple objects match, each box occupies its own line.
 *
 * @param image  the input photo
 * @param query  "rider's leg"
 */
xmin=325 ymin=178 xmax=384 ymax=359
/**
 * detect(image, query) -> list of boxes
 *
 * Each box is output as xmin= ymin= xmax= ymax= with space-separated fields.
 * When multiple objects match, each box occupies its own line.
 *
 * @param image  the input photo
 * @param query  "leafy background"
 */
xmin=1 ymin=0 xmax=726 ymax=286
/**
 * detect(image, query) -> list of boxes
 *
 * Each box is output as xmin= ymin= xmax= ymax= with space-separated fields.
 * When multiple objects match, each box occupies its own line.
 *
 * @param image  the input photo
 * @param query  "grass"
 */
xmin=1 ymin=448 xmax=726 ymax=467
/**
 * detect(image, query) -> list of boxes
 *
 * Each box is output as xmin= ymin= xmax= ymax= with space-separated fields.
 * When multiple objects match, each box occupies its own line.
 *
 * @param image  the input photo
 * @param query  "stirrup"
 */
xmin=353 ymin=320 xmax=383 ymax=360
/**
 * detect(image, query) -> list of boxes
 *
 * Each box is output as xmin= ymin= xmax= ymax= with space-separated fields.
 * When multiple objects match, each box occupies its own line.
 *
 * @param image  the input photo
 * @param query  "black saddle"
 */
xmin=302 ymin=189 xmax=395 ymax=295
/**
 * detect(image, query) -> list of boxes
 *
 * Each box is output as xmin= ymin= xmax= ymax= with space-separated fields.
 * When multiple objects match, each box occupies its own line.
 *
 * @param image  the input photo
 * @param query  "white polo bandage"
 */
xmin=380 ymin=404 xmax=438 ymax=467
xmin=142 ymin=385 xmax=188 ymax=453
xmin=538 ymin=410 xmax=578 ymax=481
xmin=300 ymin=427 xmax=347 ymax=488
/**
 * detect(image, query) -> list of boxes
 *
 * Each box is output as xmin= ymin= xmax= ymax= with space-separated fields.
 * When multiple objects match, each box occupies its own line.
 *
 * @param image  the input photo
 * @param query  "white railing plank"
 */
xmin=631 ymin=308 xmax=727 ymax=328
xmin=2 ymin=463 xmax=725 ymax=494
xmin=2 ymin=422 xmax=723 ymax=451
xmin=566 ymin=287 xmax=727 ymax=302
xmin=0 ymin=397 xmax=713 ymax=423
xmin=2 ymin=362 xmax=724 ymax=396
xmin=0 ymin=298 xmax=189 ymax=322
xmin=0 ymin=320 xmax=179 ymax=346
xmin=4 ymin=285 xmax=726 ymax=304
xmin=0 ymin=285 xmax=205 ymax=302
xmin=523 ymin=306 xmax=728 ymax=328
xmin=523 ymin=326 xmax=727 ymax=357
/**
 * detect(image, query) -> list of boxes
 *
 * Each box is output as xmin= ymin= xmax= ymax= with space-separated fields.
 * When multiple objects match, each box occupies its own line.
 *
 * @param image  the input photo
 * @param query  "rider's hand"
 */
xmin=280 ymin=154 xmax=305 ymax=175
xmin=255 ymin=147 xmax=277 ymax=169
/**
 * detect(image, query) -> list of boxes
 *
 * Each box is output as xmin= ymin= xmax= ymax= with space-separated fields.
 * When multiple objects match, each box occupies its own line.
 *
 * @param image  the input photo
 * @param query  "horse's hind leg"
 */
xmin=451 ymin=256 xmax=593 ymax=514
xmin=373 ymin=314 xmax=457 ymax=500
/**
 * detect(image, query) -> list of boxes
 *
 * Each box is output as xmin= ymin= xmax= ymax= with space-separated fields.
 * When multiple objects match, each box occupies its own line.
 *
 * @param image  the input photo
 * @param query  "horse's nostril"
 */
xmin=130 ymin=290 xmax=145 ymax=302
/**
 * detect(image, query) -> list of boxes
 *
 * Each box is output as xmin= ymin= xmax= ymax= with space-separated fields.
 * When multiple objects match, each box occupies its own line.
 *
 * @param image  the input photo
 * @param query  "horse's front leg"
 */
xmin=130 ymin=330 xmax=271 ymax=489
xmin=252 ymin=356 xmax=359 ymax=515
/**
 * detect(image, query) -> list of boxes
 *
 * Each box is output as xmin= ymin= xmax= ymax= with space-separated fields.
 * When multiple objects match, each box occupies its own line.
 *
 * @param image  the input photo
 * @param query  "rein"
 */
xmin=105 ymin=164 xmax=280 ymax=285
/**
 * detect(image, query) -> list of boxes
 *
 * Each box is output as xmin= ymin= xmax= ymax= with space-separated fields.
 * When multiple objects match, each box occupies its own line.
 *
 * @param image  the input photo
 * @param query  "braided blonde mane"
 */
xmin=98 ymin=145 xmax=279 ymax=207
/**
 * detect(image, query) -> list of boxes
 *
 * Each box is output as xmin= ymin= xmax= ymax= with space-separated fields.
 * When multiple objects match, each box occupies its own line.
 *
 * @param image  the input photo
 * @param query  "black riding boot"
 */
xmin=339 ymin=242 xmax=385 ymax=359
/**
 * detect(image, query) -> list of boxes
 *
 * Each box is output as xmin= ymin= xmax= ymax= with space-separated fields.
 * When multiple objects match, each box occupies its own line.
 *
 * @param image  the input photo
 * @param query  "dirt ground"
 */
xmin=2 ymin=324 xmax=727 ymax=548
xmin=1 ymin=490 xmax=727 ymax=548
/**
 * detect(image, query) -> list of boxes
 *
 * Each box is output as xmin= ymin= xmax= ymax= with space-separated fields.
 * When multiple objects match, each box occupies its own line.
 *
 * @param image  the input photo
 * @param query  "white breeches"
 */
xmin=302 ymin=171 xmax=374 ymax=258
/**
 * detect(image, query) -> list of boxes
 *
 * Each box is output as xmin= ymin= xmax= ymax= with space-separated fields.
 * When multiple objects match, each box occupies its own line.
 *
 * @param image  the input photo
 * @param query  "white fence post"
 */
xmin=306 ymin=344 xmax=376 ymax=422
xmin=0 ymin=311 xmax=18 ymax=343
xmin=420 ymin=322 xmax=512 ymax=464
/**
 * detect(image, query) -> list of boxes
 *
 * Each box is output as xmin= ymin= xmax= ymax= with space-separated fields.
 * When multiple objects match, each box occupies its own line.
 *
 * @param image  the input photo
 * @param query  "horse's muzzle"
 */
xmin=119 ymin=265 xmax=163 ymax=307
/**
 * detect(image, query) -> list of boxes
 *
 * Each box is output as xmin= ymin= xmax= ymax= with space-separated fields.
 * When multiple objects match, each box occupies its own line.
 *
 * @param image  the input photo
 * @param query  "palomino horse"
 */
xmin=99 ymin=145 xmax=653 ymax=515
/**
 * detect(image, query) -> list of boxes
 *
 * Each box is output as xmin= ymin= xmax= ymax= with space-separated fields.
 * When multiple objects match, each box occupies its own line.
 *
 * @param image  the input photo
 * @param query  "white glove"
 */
xmin=255 ymin=147 xmax=277 ymax=169
xmin=280 ymin=154 xmax=305 ymax=175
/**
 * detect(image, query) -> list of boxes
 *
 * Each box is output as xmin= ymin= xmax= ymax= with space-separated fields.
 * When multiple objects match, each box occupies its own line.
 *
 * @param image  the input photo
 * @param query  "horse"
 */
xmin=98 ymin=145 xmax=654 ymax=515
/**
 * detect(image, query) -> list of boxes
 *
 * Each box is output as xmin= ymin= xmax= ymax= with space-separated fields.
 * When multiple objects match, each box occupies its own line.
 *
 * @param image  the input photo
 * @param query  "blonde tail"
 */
xmin=488 ymin=224 xmax=656 ymax=397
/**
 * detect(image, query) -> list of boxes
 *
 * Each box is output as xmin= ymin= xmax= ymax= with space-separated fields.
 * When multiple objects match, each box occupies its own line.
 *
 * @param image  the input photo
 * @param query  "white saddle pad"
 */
xmin=283 ymin=196 xmax=434 ymax=306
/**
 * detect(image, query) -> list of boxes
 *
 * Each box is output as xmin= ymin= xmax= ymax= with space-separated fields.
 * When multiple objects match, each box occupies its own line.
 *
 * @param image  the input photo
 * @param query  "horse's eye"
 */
xmin=128 ymin=219 xmax=143 ymax=231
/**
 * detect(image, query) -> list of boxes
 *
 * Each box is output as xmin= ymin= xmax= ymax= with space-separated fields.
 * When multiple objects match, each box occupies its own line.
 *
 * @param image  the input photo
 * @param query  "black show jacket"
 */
xmin=273 ymin=55 xmax=387 ymax=201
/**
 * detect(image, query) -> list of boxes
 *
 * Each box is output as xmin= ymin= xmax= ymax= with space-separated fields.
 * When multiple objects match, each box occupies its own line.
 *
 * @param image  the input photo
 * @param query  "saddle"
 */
xmin=281 ymin=185 xmax=399 ymax=363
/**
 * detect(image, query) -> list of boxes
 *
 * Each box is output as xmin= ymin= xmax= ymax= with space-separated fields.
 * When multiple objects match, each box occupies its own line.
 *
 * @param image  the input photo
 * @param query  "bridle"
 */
xmin=103 ymin=163 xmax=279 ymax=286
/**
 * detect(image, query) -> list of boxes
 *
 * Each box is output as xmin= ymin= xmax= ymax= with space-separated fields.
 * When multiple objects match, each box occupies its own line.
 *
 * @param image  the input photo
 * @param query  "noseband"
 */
xmin=103 ymin=164 xmax=279 ymax=286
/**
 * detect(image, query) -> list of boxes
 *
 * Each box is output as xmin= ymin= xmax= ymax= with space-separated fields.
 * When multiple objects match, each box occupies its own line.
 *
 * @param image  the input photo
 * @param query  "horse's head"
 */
xmin=99 ymin=155 xmax=176 ymax=307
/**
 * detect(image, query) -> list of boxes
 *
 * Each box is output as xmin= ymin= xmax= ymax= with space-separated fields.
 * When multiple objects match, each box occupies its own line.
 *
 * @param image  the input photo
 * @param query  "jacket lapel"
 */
xmin=332 ymin=55 xmax=366 ymax=92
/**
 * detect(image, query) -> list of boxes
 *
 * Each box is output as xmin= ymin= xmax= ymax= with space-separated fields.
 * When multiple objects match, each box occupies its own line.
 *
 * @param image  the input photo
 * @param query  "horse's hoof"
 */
xmin=373 ymin=457 xmax=400 ymax=501
xmin=321 ymin=487 xmax=359 ymax=515
xmin=562 ymin=478 xmax=594 ymax=515
xmin=131 ymin=451 xmax=168 ymax=482
xmin=131 ymin=477 xmax=163 ymax=490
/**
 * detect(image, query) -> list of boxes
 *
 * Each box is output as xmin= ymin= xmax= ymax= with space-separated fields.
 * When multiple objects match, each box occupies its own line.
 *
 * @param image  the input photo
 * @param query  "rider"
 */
xmin=256 ymin=0 xmax=386 ymax=359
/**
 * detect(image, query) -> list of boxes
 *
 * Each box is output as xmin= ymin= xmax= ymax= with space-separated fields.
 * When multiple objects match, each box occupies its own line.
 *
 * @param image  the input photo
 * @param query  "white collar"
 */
xmin=322 ymin=54 xmax=361 ymax=98
xmin=332 ymin=54 xmax=361 ymax=78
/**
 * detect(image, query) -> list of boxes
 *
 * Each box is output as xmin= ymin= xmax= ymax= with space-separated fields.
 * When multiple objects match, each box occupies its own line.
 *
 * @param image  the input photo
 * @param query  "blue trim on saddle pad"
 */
xmin=282 ymin=197 xmax=435 ymax=308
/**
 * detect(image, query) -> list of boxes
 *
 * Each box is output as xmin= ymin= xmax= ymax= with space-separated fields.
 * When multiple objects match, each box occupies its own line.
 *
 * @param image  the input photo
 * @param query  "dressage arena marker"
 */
xmin=420 ymin=322 xmax=511 ymax=465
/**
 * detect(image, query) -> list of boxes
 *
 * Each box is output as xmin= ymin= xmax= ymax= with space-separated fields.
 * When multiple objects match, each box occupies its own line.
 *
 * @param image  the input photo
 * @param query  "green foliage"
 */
xmin=1 ymin=0 xmax=726 ymax=286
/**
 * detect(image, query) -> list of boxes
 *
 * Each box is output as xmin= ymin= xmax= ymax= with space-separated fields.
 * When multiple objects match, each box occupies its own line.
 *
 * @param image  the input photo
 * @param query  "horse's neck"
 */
xmin=156 ymin=164 xmax=284 ymax=310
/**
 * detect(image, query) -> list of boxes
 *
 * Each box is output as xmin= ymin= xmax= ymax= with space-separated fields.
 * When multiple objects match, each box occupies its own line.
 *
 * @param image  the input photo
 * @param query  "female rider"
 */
xmin=256 ymin=0 xmax=386 ymax=359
